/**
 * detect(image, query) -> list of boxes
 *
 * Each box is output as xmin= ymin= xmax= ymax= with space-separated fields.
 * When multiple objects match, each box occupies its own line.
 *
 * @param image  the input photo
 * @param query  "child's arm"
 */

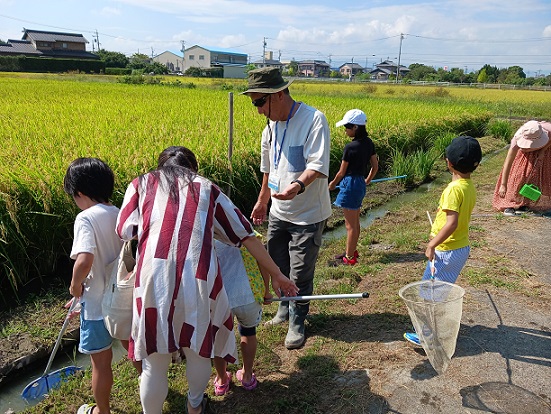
xmin=498 ymin=146 xmax=519 ymax=197
xmin=425 ymin=210 xmax=458 ymax=261
xmin=69 ymin=252 xmax=93 ymax=298
xmin=365 ymin=154 xmax=379 ymax=185
xmin=328 ymin=160 xmax=349 ymax=191
xmin=241 ymin=236 xmax=298 ymax=297
xmin=257 ymin=263 xmax=273 ymax=304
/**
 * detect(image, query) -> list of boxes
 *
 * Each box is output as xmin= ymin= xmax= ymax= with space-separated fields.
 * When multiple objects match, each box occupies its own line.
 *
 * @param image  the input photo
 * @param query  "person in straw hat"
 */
xmin=493 ymin=120 xmax=551 ymax=216
xmin=242 ymin=67 xmax=332 ymax=349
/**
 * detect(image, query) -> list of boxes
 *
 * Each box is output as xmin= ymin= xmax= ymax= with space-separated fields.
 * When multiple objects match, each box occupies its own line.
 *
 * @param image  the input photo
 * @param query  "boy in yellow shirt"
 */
xmin=404 ymin=135 xmax=482 ymax=345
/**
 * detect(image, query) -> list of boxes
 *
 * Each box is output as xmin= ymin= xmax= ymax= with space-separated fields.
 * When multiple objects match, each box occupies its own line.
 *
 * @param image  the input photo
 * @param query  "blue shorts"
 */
xmin=79 ymin=305 xmax=113 ymax=354
xmin=334 ymin=176 xmax=366 ymax=210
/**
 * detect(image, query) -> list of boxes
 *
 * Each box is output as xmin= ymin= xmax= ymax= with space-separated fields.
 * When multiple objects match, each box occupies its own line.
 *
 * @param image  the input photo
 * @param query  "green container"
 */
xmin=519 ymin=184 xmax=542 ymax=201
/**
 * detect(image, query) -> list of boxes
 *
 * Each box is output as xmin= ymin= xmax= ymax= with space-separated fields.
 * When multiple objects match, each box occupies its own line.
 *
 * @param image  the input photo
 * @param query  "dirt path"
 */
xmin=380 ymin=182 xmax=551 ymax=413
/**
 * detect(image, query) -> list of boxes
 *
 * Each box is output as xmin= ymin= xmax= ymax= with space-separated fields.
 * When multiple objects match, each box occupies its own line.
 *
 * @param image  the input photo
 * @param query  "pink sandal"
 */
xmin=236 ymin=369 xmax=258 ymax=391
xmin=213 ymin=371 xmax=232 ymax=396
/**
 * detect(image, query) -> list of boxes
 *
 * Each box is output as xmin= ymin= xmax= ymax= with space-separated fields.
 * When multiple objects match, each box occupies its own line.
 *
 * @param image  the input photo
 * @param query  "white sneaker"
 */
xmin=503 ymin=208 xmax=516 ymax=217
xmin=77 ymin=404 xmax=96 ymax=414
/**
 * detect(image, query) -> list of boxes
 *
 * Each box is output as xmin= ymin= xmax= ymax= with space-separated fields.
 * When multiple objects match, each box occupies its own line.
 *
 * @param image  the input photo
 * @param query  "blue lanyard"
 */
xmin=273 ymin=101 xmax=296 ymax=170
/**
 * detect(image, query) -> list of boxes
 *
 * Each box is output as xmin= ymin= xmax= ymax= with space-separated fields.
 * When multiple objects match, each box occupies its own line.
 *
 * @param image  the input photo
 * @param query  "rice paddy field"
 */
xmin=1 ymin=72 xmax=550 ymax=306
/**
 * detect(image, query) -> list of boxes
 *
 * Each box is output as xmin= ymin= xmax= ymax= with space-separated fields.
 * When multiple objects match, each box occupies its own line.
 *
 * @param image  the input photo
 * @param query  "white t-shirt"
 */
xmin=70 ymin=203 xmax=123 ymax=320
xmin=214 ymin=240 xmax=255 ymax=309
xmin=260 ymin=102 xmax=332 ymax=225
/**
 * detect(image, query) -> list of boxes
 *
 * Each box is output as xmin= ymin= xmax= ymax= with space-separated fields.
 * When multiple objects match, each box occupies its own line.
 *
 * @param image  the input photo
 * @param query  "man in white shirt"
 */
xmin=243 ymin=67 xmax=332 ymax=349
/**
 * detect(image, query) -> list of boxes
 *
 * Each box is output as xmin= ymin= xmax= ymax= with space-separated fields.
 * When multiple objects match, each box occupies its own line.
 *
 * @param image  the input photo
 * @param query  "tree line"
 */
xmin=95 ymin=49 xmax=551 ymax=86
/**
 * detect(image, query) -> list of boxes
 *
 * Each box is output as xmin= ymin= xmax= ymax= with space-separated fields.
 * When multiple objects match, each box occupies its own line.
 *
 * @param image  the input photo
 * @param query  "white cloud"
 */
xmin=99 ymin=7 xmax=121 ymax=17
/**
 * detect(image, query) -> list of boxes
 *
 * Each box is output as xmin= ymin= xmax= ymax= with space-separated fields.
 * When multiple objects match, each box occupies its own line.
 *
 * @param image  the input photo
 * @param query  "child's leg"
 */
xmin=238 ymin=325 xmax=257 ymax=384
xmin=343 ymin=208 xmax=361 ymax=257
xmin=182 ymin=347 xmax=212 ymax=414
xmin=78 ymin=313 xmax=113 ymax=414
xmin=120 ymin=339 xmax=142 ymax=374
xmin=140 ymin=352 xmax=171 ymax=414
xmin=90 ymin=348 xmax=113 ymax=414
xmin=212 ymin=356 xmax=230 ymax=386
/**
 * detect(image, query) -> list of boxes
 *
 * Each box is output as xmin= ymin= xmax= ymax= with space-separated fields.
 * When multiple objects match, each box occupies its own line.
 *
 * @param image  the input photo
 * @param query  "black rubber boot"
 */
xmin=285 ymin=302 xmax=309 ymax=349
xmin=264 ymin=301 xmax=289 ymax=326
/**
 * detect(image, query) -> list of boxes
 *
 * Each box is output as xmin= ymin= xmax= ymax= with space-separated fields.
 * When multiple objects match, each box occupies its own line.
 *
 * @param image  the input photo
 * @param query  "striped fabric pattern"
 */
xmin=422 ymin=246 xmax=470 ymax=284
xmin=117 ymin=173 xmax=254 ymax=362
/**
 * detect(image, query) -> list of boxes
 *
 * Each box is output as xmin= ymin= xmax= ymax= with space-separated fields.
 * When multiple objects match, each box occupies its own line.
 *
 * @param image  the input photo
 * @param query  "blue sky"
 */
xmin=1 ymin=0 xmax=550 ymax=76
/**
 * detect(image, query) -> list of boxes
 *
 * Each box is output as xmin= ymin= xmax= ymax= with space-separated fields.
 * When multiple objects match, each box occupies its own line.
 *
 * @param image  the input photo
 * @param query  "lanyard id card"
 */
xmin=268 ymin=173 xmax=280 ymax=192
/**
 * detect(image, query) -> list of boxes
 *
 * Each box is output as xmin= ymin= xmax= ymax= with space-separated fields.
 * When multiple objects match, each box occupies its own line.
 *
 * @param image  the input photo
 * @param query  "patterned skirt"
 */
xmin=492 ymin=146 xmax=551 ymax=212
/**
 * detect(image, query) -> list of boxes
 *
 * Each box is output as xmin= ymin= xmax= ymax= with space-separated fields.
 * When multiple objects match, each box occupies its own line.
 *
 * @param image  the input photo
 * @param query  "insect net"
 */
xmin=399 ymin=280 xmax=465 ymax=374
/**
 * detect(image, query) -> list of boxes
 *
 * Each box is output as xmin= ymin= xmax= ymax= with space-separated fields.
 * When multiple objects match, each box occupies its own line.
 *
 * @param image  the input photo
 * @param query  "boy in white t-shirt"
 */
xmin=64 ymin=157 xmax=123 ymax=414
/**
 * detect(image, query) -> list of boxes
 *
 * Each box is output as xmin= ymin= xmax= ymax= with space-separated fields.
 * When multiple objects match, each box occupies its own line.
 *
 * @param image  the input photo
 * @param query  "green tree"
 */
xmin=95 ymin=49 xmax=129 ymax=68
xmin=477 ymin=68 xmax=489 ymax=83
xmin=498 ymin=66 xmax=526 ymax=85
xmin=128 ymin=53 xmax=151 ymax=70
xmin=478 ymin=64 xmax=501 ymax=83
xmin=404 ymin=63 xmax=437 ymax=81
xmin=185 ymin=67 xmax=202 ymax=77
xmin=285 ymin=60 xmax=299 ymax=76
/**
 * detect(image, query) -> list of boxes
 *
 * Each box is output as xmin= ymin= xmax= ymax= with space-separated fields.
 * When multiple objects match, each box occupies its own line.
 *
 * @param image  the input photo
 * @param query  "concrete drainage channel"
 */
xmin=0 ymin=335 xmax=128 ymax=414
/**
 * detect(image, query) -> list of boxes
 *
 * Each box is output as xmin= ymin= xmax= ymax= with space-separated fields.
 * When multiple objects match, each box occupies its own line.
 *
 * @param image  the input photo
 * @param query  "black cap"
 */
xmin=445 ymin=136 xmax=482 ymax=173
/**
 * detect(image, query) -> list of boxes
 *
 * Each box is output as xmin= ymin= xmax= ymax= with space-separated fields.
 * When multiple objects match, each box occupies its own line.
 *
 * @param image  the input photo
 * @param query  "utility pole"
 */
xmin=262 ymin=37 xmax=267 ymax=64
xmin=396 ymin=33 xmax=404 ymax=84
xmin=151 ymin=47 xmax=154 ymax=59
xmin=94 ymin=29 xmax=101 ymax=52
xmin=180 ymin=40 xmax=185 ymax=72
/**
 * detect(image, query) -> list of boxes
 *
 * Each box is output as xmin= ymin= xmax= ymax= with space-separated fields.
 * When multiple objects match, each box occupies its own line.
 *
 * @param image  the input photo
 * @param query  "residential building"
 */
xmin=183 ymin=45 xmax=248 ymax=78
xmin=370 ymin=60 xmax=410 ymax=81
xmin=251 ymin=51 xmax=284 ymax=70
xmin=339 ymin=62 xmax=364 ymax=77
xmin=297 ymin=60 xmax=330 ymax=77
xmin=0 ymin=29 xmax=98 ymax=60
xmin=153 ymin=51 xmax=184 ymax=73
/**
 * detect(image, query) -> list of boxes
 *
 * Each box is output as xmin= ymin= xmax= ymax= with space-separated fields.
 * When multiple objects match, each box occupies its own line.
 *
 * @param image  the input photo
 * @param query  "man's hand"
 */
xmin=272 ymin=181 xmax=301 ymax=200
xmin=251 ymin=202 xmax=268 ymax=225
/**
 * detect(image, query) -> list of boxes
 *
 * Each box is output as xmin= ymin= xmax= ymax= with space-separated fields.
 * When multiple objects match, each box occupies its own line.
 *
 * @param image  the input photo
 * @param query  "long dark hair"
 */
xmin=354 ymin=125 xmax=369 ymax=140
xmin=142 ymin=146 xmax=199 ymax=201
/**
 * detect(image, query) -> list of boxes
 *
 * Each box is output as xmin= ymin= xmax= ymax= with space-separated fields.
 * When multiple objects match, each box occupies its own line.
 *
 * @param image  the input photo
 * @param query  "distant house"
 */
xmin=0 ymin=29 xmax=99 ymax=60
xmin=252 ymin=51 xmax=284 ymax=70
xmin=370 ymin=60 xmax=409 ymax=80
xmin=339 ymin=62 xmax=364 ymax=77
xmin=183 ymin=45 xmax=248 ymax=78
xmin=298 ymin=60 xmax=330 ymax=77
xmin=153 ymin=51 xmax=183 ymax=73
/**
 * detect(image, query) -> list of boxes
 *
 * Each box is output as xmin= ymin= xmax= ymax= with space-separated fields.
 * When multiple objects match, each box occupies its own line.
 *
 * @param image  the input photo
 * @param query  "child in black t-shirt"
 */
xmin=329 ymin=109 xmax=378 ymax=265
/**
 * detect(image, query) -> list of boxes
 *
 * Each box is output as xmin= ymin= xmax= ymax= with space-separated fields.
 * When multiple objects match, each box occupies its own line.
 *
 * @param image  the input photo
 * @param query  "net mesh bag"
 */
xmin=399 ymin=280 xmax=465 ymax=374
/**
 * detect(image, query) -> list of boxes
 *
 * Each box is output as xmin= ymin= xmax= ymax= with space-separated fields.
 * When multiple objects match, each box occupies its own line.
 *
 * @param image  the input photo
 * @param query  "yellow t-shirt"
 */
xmin=430 ymin=178 xmax=476 ymax=251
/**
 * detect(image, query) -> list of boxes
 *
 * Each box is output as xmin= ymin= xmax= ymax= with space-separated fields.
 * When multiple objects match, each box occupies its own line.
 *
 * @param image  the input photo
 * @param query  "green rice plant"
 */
xmin=486 ymin=119 xmax=514 ymax=143
xmin=1 ymin=74 xmax=551 ymax=307
xmin=388 ymin=149 xmax=415 ymax=186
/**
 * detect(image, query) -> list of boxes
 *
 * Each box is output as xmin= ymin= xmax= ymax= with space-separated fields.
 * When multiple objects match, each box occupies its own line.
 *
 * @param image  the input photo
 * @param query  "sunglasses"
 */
xmin=344 ymin=123 xmax=355 ymax=129
xmin=252 ymin=94 xmax=271 ymax=107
